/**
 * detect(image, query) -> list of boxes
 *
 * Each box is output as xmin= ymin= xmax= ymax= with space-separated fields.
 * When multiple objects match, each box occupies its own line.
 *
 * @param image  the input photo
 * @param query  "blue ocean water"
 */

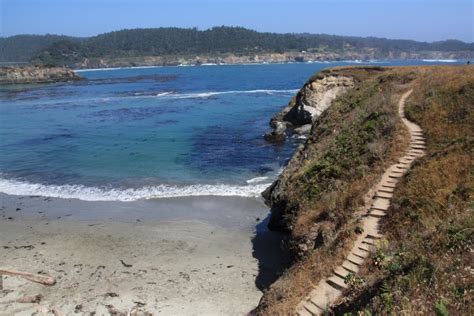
xmin=0 ymin=60 xmax=464 ymax=201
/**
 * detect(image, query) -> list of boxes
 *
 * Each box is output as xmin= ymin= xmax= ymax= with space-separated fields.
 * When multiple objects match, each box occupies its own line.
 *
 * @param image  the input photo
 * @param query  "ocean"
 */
xmin=0 ymin=60 xmax=465 ymax=201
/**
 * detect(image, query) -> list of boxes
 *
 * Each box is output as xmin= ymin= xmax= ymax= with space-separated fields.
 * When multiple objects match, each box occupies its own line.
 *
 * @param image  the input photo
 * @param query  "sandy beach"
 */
xmin=0 ymin=194 xmax=288 ymax=315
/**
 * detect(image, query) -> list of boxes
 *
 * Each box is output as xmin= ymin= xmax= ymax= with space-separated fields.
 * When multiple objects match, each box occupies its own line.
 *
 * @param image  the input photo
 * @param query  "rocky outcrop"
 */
xmin=53 ymin=49 xmax=474 ymax=69
xmin=0 ymin=66 xmax=81 ymax=84
xmin=264 ymin=71 xmax=354 ymax=141
xmin=263 ymin=121 xmax=288 ymax=143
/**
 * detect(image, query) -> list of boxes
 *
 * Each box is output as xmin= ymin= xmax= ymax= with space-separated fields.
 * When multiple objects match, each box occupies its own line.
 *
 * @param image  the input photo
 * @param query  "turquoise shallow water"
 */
xmin=0 ymin=60 xmax=464 ymax=201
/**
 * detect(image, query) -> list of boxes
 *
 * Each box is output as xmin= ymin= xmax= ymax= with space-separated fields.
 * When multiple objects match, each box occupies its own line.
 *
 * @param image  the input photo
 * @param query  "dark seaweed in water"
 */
xmin=82 ymin=105 xmax=193 ymax=123
xmin=87 ymin=74 xmax=179 ymax=85
xmin=178 ymin=123 xmax=296 ymax=176
xmin=1 ymin=132 xmax=76 ymax=148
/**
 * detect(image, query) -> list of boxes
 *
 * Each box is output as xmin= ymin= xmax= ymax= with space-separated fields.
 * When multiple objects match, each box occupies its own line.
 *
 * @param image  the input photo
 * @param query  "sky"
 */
xmin=1 ymin=0 xmax=473 ymax=42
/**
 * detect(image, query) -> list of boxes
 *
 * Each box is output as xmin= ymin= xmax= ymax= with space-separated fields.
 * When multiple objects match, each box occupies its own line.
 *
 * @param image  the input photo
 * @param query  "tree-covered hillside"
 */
xmin=1 ymin=27 xmax=473 ymax=66
xmin=0 ymin=34 xmax=82 ymax=63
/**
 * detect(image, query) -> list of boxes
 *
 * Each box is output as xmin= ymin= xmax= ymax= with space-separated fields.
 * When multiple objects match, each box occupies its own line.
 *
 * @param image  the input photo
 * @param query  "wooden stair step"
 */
xmin=334 ymin=266 xmax=351 ymax=279
xmin=372 ymin=198 xmax=390 ymax=210
xmin=391 ymin=168 xmax=404 ymax=174
xmin=347 ymin=254 xmax=365 ymax=265
xmin=369 ymin=209 xmax=387 ymax=217
xmin=363 ymin=238 xmax=377 ymax=246
xmin=308 ymin=282 xmax=341 ymax=310
xmin=381 ymin=183 xmax=396 ymax=189
xmin=378 ymin=189 xmax=394 ymax=195
xmin=367 ymin=232 xmax=383 ymax=239
xmin=342 ymin=260 xmax=359 ymax=273
xmin=298 ymin=302 xmax=321 ymax=316
xmin=358 ymin=243 xmax=373 ymax=252
xmin=394 ymin=163 xmax=409 ymax=169
xmin=298 ymin=307 xmax=314 ymax=316
xmin=302 ymin=301 xmax=321 ymax=315
xmin=375 ymin=191 xmax=393 ymax=199
xmin=327 ymin=275 xmax=348 ymax=289
xmin=389 ymin=172 xmax=403 ymax=179
xmin=352 ymin=248 xmax=370 ymax=259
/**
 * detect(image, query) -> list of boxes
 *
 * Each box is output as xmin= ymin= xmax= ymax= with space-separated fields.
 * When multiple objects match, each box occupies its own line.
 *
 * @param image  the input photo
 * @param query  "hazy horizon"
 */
xmin=1 ymin=0 xmax=473 ymax=42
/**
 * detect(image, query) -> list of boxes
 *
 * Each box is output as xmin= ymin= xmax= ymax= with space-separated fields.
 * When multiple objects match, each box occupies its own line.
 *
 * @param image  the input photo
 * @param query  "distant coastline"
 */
xmin=69 ymin=53 xmax=468 ymax=70
xmin=71 ymin=58 xmax=463 ymax=72
xmin=2 ymin=27 xmax=472 ymax=70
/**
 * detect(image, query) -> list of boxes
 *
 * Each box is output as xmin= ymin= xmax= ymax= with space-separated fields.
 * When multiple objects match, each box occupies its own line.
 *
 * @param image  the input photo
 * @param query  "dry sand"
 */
xmin=0 ymin=194 xmax=287 ymax=315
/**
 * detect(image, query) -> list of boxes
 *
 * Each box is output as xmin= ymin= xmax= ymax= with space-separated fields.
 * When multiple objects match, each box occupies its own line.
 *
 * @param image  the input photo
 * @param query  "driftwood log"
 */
xmin=0 ymin=268 xmax=56 ymax=286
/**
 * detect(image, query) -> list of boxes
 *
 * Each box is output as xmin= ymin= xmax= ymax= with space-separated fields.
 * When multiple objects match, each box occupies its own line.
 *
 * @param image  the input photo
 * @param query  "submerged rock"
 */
xmin=264 ymin=121 xmax=287 ymax=143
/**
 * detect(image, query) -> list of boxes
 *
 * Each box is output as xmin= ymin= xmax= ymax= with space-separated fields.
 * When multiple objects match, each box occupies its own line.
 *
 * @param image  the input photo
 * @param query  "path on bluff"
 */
xmin=296 ymin=89 xmax=425 ymax=315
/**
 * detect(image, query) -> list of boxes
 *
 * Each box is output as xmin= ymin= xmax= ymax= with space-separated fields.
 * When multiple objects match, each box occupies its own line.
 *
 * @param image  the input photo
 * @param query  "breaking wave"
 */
xmin=422 ymin=59 xmax=458 ymax=63
xmin=147 ymin=89 xmax=299 ymax=99
xmin=118 ymin=89 xmax=298 ymax=100
xmin=0 ymin=177 xmax=271 ymax=202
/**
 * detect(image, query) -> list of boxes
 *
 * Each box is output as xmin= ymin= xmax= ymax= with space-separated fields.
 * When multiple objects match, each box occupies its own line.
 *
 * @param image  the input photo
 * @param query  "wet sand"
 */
xmin=0 ymin=194 xmax=288 ymax=315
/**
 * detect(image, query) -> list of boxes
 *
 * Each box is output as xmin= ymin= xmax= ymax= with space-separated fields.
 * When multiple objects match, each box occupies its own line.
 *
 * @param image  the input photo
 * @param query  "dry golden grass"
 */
xmin=256 ymin=65 xmax=473 ymax=316
xmin=256 ymin=67 xmax=415 ymax=315
xmin=333 ymin=65 xmax=473 ymax=315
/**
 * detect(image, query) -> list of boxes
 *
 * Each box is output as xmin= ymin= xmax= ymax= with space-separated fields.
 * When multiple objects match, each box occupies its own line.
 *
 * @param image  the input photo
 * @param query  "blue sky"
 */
xmin=1 ymin=0 xmax=473 ymax=42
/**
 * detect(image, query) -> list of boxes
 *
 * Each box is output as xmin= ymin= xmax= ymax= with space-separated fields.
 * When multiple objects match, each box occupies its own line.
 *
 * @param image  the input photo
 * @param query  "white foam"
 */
xmin=0 ymin=177 xmax=271 ymax=202
xmin=246 ymin=176 xmax=269 ymax=184
xmin=74 ymin=65 xmax=164 ymax=73
xmin=422 ymin=59 xmax=458 ymax=63
xmin=162 ymin=89 xmax=299 ymax=99
xmin=155 ymin=92 xmax=173 ymax=97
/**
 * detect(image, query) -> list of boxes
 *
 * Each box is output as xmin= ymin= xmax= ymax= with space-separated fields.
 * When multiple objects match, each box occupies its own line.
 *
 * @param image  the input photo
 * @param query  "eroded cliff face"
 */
xmin=262 ymin=67 xmax=391 ymax=232
xmin=0 ymin=66 xmax=81 ymax=84
xmin=255 ymin=66 xmax=409 ymax=315
xmin=286 ymin=75 xmax=355 ymax=125
xmin=256 ymin=65 xmax=472 ymax=316
xmin=264 ymin=71 xmax=354 ymax=143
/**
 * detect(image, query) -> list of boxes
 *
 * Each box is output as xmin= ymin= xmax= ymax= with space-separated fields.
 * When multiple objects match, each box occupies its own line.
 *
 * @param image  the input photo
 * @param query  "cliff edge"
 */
xmin=256 ymin=65 xmax=473 ymax=315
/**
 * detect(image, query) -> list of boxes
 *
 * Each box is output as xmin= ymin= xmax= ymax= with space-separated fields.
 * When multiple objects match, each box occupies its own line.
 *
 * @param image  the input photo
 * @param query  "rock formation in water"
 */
xmin=0 ymin=66 xmax=81 ymax=84
xmin=264 ymin=71 xmax=355 ymax=142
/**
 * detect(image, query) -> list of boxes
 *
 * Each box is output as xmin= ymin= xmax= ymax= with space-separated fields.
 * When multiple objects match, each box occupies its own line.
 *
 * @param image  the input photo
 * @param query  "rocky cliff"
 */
xmin=0 ymin=66 xmax=81 ymax=84
xmin=67 ymin=50 xmax=472 ymax=69
xmin=255 ymin=66 xmax=412 ymax=314
xmin=256 ymin=65 xmax=473 ymax=316
xmin=264 ymin=71 xmax=355 ymax=142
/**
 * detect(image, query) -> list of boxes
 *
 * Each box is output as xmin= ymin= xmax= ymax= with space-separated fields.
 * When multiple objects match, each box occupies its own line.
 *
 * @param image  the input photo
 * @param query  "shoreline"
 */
xmin=0 ymin=193 xmax=289 ymax=314
xmin=72 ymin=58 xmax=463 ymax=72
xmin=0 ymin=193 xmax=269 ymax=229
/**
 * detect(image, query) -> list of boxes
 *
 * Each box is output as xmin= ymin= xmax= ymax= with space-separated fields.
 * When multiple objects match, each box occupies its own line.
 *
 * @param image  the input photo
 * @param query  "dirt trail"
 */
xmin=296 ymin=89 xmax=425 ymax=315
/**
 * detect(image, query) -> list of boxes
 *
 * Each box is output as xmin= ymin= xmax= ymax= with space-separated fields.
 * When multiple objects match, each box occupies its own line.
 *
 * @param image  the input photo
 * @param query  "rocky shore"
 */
xmin=73 ymin=50 xmax=470 ymax=69
xmin=0 ymin=66 xmax=81 ymax=84
xmin=264 ymin=70 xmax=355 ymax=143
